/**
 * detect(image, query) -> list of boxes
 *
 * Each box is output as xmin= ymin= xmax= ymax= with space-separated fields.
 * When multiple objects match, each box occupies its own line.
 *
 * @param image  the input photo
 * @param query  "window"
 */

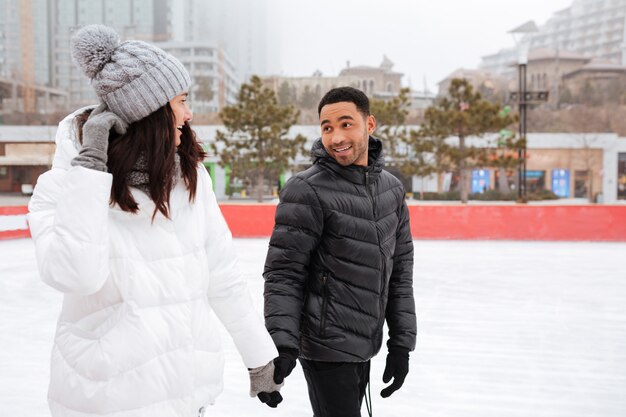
xmin=13 ymin=167 xmax=30 ymax=183
xmin=196 ymin=63 xmax=213 ymax=71
xmin=574 ymin=170 xmax=589 ymax=198
xmin=551 ymin=169 xmax=570 ymax=198
xmin=196 ymin=49 xmax=213 ymax=57
xmin=471 ymin=170 xmax=490 ymax=193
xmin=526 ymin=170 xmax=546 ymax=193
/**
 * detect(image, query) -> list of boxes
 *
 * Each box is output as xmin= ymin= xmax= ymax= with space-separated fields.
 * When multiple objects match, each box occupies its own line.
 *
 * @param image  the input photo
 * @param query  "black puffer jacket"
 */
xmin=264 ymin=136 xmax=416 ymax=362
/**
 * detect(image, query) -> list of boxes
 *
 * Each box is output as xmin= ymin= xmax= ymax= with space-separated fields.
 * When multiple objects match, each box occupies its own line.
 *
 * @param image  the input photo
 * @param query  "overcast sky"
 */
xmin=270 ymin=0 xmax=574 ymax=92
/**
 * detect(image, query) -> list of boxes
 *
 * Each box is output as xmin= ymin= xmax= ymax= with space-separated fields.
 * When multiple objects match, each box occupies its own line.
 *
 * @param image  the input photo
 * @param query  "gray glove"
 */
xmin=71 ymin=103 xmax=128 ymax=172
xmin=249 ymin=360 xmax=284 ymax=408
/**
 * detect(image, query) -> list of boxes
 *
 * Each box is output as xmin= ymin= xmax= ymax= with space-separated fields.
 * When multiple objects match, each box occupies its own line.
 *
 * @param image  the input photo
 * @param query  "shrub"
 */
xmin=412 ymin=189 xmax=559 ymax=201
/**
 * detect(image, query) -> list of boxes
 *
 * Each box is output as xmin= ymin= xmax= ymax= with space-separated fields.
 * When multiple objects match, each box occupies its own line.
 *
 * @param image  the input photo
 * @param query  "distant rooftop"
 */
xmin=563 ymin=58 xmax=626 ymax=78
xmin=528 ymin=48 xmax=590 ymax=62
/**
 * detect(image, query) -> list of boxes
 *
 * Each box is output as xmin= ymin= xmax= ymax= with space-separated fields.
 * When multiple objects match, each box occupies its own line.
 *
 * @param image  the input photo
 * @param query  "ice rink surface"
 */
xmin=1 ymin=238 xmax=625 ymax=417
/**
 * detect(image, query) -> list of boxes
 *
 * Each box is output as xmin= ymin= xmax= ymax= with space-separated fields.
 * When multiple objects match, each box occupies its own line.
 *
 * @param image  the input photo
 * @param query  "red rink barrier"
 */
xmin=0 ymin=229 xmax=31 ymax=240
xmin=407 ymin=205 xmax=626 ymax=241
xmin=219 ymin=204 xmax=278 ymax=238
xmin=0 ymin=206 xmax=28 ymax=215
xmin=0 ymin=205 xmax=30 ymax=240
xmin=221 ymin=204 xmax=626 ymax=241
xmin=2 ymin=204 xmax=626 ymax=241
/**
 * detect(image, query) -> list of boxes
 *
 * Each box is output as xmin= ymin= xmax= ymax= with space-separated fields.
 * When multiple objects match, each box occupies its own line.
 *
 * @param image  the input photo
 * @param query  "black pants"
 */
xmin=299 ymin=359 xmax=370 ymax=417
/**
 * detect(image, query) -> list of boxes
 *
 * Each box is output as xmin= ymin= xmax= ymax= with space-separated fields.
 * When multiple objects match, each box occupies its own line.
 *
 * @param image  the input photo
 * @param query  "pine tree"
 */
xmin=277 ymin=81 xmax=296 ymax=106
xmin=482 ymin=114 xmax=523 ymax=194
xmin=212 ymin=76 xmax=307 ymax=202
xmin=370 ymin=87 xmax=411 ymax=161
xmin=405 ymin=129 xmax=454 ymax=195
xmin=416 ymin=79 xmax=516 ymax=203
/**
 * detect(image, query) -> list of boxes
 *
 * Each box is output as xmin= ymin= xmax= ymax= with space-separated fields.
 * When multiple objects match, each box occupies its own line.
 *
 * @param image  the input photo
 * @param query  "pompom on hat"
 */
xmin=71 ymin=24 xmax=191 ymax=124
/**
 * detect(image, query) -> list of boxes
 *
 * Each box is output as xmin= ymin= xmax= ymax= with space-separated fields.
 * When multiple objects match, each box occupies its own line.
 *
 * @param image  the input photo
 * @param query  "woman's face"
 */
xmin=169 ymin=92 xmax=193 ymax=147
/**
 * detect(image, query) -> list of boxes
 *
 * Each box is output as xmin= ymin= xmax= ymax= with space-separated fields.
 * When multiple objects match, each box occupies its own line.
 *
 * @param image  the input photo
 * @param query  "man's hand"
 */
xmin=273 ymin=348 xmax=298 ymax=384
xmin=380 ymin=348 xmax=409 ymax=398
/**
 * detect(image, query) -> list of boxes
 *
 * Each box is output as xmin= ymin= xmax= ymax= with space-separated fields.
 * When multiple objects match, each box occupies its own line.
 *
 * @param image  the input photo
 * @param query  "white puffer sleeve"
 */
xmin=200 ymin=167 xmax=278 ymax=369
xmin=27 ymin=110 xmax=112 ymax=295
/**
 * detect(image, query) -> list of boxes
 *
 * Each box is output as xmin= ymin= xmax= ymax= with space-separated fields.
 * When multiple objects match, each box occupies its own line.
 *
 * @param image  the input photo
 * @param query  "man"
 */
xmin=263 ymin=86 xmax=416 ymax=416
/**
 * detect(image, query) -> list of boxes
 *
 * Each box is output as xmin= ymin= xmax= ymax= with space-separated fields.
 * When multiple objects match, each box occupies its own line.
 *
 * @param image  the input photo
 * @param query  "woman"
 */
xmin=27 ymin=25 xmax=282 ymax=417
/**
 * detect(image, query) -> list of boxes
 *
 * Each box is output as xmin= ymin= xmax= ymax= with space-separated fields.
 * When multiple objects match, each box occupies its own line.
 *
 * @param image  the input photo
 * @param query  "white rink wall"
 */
xmin=1 ymin=238 xmax=625 ymax=417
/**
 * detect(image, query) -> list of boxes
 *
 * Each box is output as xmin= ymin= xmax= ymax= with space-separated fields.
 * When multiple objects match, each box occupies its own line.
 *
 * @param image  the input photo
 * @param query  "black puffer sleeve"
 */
xmin=263 ymin=176 xmax=323 ymax=351
xmin=386 ymin=197 xmax=417 ymax=352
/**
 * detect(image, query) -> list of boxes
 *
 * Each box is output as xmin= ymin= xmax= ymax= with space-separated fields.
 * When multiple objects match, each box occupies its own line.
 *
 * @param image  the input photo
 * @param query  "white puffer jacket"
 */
xmin=27 ymin=109 xmax=278 ymax=417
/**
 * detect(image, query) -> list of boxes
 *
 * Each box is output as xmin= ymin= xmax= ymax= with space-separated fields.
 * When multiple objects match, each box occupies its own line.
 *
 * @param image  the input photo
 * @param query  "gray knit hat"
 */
xmin=70 ymin=24 xmax=191 ymax=124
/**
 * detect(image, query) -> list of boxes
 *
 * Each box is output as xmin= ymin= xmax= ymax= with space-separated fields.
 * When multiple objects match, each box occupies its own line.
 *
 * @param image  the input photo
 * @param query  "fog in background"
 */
xmin=271 ymin=0 xmax=573 ymax=91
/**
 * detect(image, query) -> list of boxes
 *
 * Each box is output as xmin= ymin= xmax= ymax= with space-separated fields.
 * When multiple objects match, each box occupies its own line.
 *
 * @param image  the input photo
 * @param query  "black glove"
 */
xmin=257 ymin=391 xmax=283 ymax=408
xmin=380 ymin=348 xmax=409 ymax=398
xmin=273 ymin=348 xmax=298 ymax=384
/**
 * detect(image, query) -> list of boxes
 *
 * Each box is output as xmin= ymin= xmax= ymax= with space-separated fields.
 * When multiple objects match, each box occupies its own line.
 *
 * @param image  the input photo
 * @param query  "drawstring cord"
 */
xmin=365 ymin=362 xmax=373 ymax=417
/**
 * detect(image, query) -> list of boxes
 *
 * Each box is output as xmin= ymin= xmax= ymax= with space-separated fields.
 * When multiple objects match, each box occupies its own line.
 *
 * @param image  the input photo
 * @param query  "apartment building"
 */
xmin=531 ymin=0 xmax=626 ymax=64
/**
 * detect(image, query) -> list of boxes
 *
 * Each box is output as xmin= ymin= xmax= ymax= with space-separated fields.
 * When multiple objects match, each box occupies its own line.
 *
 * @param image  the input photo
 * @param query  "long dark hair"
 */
xmin=75 ymin=104 xmax=206 ymax=219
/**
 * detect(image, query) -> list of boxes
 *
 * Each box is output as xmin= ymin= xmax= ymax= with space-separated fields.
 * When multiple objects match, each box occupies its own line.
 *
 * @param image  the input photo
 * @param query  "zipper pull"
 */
xmin=365 ymin=171 xmax=369 ymax=184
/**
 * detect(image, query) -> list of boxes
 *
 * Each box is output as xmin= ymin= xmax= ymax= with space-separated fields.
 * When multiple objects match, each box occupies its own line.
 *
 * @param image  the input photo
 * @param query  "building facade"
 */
xmin=479 ymin=48 xmax=519 ymax=79
xmin=477 ymin=48 xmax=626 ymax=107
xmin=0 ymin=0 xmax=50 ymax=86
xmin=0 ymin=0 xmax=69 ymax=114
xmin=437 ymin=68 xmax=510 ymax=99
xmin=4 ymin=124 xmax=626 ymax=204
xmin=482 ymin=0 xmax=626 ymax=73
xmin=51 ymin=0 xmax=156 ymax=109
xmin=0 ymin=125 xmax=56 ymax=193
xmin=160 ymin=0 xmax=275 ymax=83
xmin=561 ymin=59 xmax=626 ymax=98
xmin=263 ymin=56 xmax=434 ymax=114
xmin=2 ymin=0 xmax=276 ymax=114
xmin=412 ymin=133 xmax=626 ymax=202
xmin=155 ymin=42 xmax=240 ymax=113
xmin=530 ymin=0 xmax=626 ymax=65
xmin=264 ymin=56 xmax=406 ymax=100
xmin=339 ymin=56 xmax=403 ymax=96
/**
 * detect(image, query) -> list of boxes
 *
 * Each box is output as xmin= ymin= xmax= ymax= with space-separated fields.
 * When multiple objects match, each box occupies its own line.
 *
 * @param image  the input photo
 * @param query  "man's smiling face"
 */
xmin=319 ymin=101 xmax=376 ymax=167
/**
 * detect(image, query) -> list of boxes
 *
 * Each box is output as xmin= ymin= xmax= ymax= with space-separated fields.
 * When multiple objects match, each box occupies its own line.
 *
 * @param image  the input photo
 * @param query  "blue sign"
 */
xmin=551 ymin=169 xmax=570 ymax=197
xmin=471 ymin=169 xmax=490 ymax=193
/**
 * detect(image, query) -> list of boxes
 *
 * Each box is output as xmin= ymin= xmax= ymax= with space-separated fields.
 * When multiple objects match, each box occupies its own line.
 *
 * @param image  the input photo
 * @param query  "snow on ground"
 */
xmin=1 ymin=238 xmax=625 ymax=417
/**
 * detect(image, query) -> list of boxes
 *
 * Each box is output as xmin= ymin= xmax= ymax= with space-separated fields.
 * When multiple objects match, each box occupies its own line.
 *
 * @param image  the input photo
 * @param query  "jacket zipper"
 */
xmin=366 ymin=169 xmax=385 ymax=352
xmin=378 ymin=259 xmax=387 ymax=330
xmin=319 ymin=274 xmax=329 ymax=337
xmin=365 ymin=171 xmax=376 ymax=218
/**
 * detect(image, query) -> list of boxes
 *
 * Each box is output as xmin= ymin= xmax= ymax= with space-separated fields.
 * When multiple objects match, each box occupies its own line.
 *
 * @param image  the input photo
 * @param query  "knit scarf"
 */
xmin=127 ymin=152 xmax=181 ymax=194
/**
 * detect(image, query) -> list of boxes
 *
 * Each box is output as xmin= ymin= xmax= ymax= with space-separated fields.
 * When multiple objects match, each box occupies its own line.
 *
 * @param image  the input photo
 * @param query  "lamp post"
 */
xmin=518 ymin=62 xmax=528 ymax=202
xmin=509 ymin=21 xmax=538 ymax=202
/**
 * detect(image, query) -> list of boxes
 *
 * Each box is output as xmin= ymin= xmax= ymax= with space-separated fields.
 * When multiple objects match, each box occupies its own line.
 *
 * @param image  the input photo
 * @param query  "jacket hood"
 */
xmin=311 ymin=136 xmax=384 ymax=184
